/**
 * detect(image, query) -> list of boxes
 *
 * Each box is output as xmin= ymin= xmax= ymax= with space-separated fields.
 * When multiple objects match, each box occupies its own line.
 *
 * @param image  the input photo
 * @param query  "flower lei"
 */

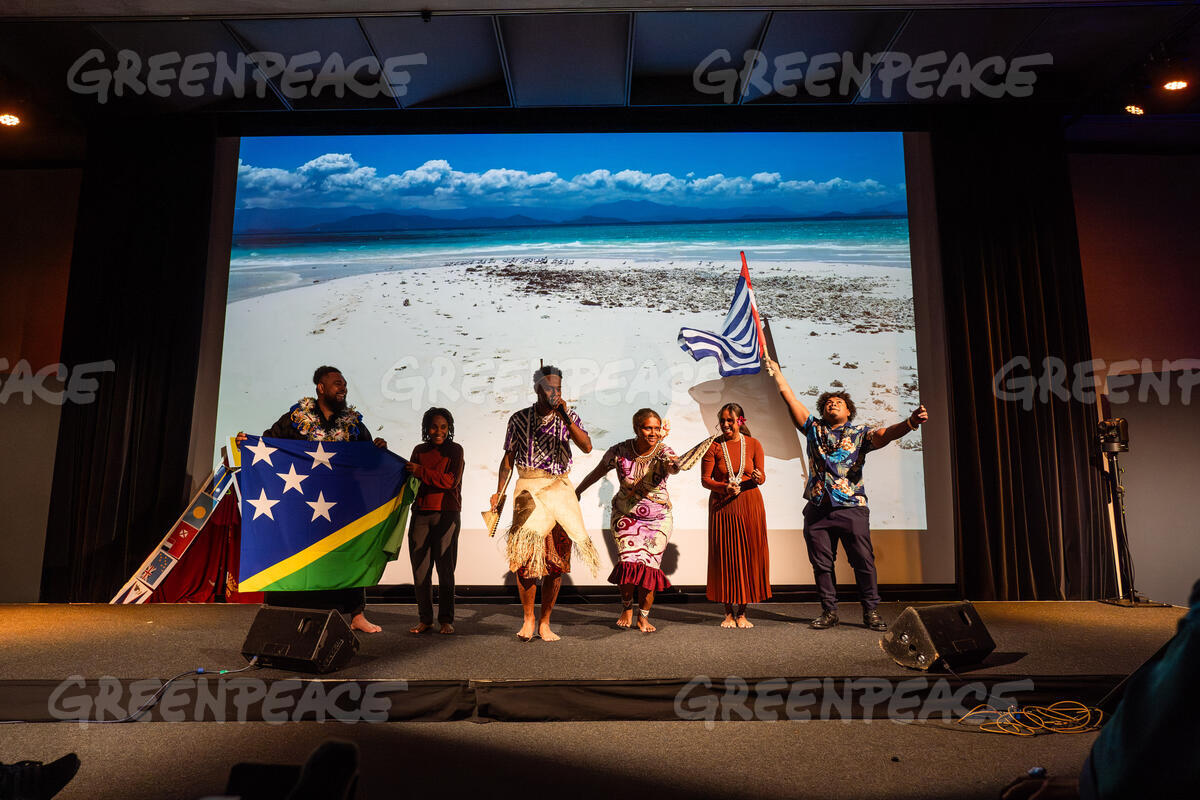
xmin=289 ymin=397 xmax=363 ymax=441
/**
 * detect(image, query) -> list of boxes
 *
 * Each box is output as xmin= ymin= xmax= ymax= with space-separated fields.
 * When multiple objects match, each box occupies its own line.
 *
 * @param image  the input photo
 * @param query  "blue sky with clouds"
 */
xmin=236 ymin=131 xmax=906 ymax=214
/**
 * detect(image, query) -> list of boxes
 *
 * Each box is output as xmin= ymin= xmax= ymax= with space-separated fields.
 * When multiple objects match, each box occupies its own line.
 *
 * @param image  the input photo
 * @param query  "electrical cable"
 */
xmin=954 ymin=700 xmax=1104 ymax=736
xmin=0 ymin=658 xmax=259 ymax=724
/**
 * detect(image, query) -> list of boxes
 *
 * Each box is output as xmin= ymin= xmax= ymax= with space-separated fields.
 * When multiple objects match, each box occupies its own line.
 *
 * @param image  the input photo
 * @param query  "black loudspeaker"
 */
xmin=241 ymin=607 xmax=359 ymax=674
xmin=880 ymin=602 xmax=996 ymax=671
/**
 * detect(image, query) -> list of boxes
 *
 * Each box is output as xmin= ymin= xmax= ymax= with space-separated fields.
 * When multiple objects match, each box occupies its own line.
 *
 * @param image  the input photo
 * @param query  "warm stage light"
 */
xmin=1163 ymin=80 xmax=1188 ymax=91
xmin=1124 ymin=104 xmax=1145 ymax=115
xmin=0 ymin=114 xmax=19 ymax=127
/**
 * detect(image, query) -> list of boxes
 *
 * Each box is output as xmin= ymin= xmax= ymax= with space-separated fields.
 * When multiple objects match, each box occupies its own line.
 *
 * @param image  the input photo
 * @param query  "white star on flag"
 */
xmin=306 ymin=491 xmax=337 ymax=522
xmin=307 ymin=442 xmax=336 ymax=470
xmin=247 ymin=489 xmax=280 ymax=520
xmin=276 ymin=463 xmax=309 ymax=495
xmin=245 ymin=439 xmax=278 ymax=466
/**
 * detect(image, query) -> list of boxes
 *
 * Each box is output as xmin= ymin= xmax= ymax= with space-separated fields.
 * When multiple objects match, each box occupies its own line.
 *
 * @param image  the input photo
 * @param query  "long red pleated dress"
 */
xmin=701 ymin=435 xmax=771 ymax=603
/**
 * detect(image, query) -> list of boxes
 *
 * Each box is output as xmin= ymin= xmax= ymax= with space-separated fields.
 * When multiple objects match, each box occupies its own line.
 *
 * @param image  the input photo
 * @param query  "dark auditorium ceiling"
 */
xmin=1 ymin=1 xmax=1198 ymax=157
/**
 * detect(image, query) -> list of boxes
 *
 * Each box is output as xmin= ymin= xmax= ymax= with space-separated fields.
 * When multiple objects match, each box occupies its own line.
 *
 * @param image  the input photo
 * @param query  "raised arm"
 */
xmin=763 ymin=356 xmax=810 ymax=430
xmin=558 ymin=401 xmax=592 ymax=454
xmin=868 ymin=405 xmax=929 ymax=449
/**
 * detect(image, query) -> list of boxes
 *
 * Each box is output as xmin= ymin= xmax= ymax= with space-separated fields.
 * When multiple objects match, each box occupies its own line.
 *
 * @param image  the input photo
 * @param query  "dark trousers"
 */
xmin=264 ymin=587 xmax=366 ymax=616
xmin=408 ymin=509 xmax=460 ymax=625
xmin=802 ymin=499 xmax=880 ymax=613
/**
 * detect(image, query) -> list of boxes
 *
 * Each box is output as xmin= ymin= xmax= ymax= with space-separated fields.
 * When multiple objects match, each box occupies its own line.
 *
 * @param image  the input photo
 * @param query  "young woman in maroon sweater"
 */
xmin=405 ymin=407 xmax=465 ymax=634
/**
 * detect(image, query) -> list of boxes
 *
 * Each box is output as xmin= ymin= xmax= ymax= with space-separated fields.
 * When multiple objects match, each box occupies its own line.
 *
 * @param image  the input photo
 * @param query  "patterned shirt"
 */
xmin=801 ymin=417 xmax=878 ymax=508
xmin=503 ymin=405 xmax=586 ymax=475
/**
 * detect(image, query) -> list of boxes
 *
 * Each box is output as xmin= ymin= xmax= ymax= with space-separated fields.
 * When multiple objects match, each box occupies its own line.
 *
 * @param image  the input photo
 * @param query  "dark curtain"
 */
xmin=41 ymin=121 xmax=218 ymax=602
xmin=931 ymin=119 xmax=1114 ymax=600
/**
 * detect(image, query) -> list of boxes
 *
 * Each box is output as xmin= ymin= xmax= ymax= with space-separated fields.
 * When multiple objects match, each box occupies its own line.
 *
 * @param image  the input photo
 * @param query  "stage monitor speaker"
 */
xmin=241 ymin=607 xmax=359 ymax=674
xmin=880 ymin=602 xmax=995 ymax=671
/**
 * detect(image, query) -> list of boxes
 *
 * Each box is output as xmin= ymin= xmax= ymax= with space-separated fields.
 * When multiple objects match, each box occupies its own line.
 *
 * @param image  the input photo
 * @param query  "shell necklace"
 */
xmin=720 ymin=434 xmax=746 ymax=484
xmin=631 ymin=439 xmax=662 ymax=483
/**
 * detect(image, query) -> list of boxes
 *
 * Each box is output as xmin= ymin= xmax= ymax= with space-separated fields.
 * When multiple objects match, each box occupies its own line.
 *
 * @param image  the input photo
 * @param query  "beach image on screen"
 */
xmin=215 ymin=131 xmax=923 ymax=586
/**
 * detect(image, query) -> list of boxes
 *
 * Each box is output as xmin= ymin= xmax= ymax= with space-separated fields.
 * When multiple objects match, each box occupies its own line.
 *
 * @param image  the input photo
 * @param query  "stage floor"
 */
xmin=1 ymin=600 xmax=1183 ymax=682
xmin=0 ymin=600 xmax=1183 ymax=798
xmin=1 ymin=718 xmax=1101 ymax=800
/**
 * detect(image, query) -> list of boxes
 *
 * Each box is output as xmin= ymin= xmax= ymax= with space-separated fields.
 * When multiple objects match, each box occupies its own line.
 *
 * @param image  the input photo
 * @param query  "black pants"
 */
xmin=802 ymin=499 xmax=880 ymax=613
xmin=264 ymin=586 xmax=366 ymax=616
xmin=408 ymin=509 xmax=460 ymax=625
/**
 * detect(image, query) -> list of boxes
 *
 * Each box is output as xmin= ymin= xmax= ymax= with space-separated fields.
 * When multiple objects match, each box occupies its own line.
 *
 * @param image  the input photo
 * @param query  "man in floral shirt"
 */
xmin=764 ymin=357 xmax=927 ymax=632
xmin=238 ymin=365 xmax=388 ymax=633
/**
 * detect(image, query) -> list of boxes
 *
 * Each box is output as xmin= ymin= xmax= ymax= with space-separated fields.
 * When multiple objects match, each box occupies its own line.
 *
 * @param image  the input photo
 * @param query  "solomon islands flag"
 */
xmin=237 ymin=436 xmax=419 ymax=593
xmin=677 ymin=252 xmax=765 ymax=376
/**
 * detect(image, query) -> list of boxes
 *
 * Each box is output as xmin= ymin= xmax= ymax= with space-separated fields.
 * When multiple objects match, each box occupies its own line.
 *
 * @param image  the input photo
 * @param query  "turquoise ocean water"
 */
xmin=228 ymin=217 xmax=910 ymax=302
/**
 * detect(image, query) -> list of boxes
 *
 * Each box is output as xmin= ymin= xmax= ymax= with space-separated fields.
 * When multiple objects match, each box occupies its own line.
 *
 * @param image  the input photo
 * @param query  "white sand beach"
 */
xmin=216 ymin=255 xmax=924 ymax=586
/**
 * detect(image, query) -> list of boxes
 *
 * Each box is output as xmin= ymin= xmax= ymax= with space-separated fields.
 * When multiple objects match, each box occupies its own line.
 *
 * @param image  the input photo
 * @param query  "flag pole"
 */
xmin=740 ymin=251 xmax=772 ymax=374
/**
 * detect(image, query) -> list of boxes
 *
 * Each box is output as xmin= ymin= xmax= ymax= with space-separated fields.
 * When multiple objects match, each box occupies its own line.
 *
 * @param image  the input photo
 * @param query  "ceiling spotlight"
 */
xmin=0 ymin=114 xmax=19 ymax=127
xmin=1124 ymin=104 xmax=1145 ymax=115
xmin=1163 ymin=79 xmax=1188 ymax=91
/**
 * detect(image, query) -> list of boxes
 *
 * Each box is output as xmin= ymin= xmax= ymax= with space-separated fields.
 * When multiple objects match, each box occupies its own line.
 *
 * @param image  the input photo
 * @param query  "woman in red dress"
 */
xmin=701 ymin=402 xmax=770 ymax=628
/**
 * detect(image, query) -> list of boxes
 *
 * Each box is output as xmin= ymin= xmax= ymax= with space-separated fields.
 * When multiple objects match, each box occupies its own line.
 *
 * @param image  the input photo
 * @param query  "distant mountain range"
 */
xmin=233 ymin=199 xmax=907 ymax=234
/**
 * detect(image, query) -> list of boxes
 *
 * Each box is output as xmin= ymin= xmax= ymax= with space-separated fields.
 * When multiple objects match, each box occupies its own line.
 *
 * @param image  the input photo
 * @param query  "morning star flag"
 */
xmin=237 ymin=436 xmax=419 ymax=593
xmin=677 ymin=252 xmax=766 ymax=376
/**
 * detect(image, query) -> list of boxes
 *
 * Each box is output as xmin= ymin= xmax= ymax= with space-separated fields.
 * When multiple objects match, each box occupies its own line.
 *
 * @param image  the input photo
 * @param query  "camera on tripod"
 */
xmin=1098 ymin=418 xmax=1129 ymax=453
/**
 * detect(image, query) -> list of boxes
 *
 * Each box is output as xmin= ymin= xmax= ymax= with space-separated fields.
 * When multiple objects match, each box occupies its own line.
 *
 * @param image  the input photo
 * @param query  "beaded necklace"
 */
xmin=719 ymin=434 xmax=746 ymax=485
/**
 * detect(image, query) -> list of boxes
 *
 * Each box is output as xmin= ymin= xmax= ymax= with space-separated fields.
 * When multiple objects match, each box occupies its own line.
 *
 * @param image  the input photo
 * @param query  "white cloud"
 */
xmin=235 ymin=154 xmax=900 ymax=209
xmin=297 ymin=153 xmax=359 ymax=175
xmin=236 ymin=160 xmax=306 ymax=195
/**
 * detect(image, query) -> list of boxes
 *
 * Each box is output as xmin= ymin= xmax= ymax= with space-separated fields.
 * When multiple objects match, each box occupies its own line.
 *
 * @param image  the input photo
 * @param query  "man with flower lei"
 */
xmin=237 ymin=365 xmax=388 ymax=633
xmin=764 ymin=356 xmax=928 ymax=633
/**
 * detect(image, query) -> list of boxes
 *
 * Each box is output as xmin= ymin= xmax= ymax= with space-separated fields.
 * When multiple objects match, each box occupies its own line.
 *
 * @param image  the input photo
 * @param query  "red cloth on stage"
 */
xmin=147 ymin=493 xmax=263 ymax=604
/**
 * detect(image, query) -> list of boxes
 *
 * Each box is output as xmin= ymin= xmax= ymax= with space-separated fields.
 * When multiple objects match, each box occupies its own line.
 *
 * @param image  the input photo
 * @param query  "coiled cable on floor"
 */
xmin=955 ymin=700 xmax=1104 ymax=736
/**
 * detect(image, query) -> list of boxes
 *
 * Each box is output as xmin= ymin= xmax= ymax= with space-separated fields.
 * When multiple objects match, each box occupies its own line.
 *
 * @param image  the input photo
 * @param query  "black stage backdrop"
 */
xmin=41 ymin=123 xmax=217 ymax=602
xmin=931 ymin=120 xmax=1114 ymax=601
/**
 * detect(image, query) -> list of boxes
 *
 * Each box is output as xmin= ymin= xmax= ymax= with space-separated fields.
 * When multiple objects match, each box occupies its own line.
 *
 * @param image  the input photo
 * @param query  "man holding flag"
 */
xmin=236 ymin=366 xmax=395 ymax=634
xmin=764 ymin=355 xmax=928 ymax=632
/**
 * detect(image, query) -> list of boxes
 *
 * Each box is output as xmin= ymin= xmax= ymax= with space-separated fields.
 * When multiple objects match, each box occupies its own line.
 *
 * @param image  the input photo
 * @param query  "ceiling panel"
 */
xmin=0 ymin=22 xmax=127 ymax=118
xmin=87 ymin=21 xmax=284 ymax=113
xmin=851 ymin=8 xmax=1049 ymax=105
xmin=360 ymin=15 xmax=508 ymax=108
xmin=1010 ymin=5 xmax=1195 ymax=108
xmin=745 ymin=10 xmax=909 ymax=105
xmin=225 ymin=17 xmax=398 ymax=110
xmin=498 ymin=13 xmax=629 ymax=107
xmin=1 ymin=7 xmax=1198 ymax=120
xmin=630 ymin=11 xmax=767 ymax=106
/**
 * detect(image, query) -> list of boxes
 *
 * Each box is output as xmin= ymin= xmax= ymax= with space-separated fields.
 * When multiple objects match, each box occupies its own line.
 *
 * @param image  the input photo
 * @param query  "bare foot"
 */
xmin=736 ymin=615 xmax=754 ymax=629
xmin=720 ymin=614 xmax=737 ymax=628
xmin=439 ymin=623 xmax=455 ymax=635
xmin=516 ymin=620 xmax=536 ymax=641
xmin=538 ymin=622 xmax=561 ymax=642
xmin=408 ymin=622 xmax=433 ymax=635
xmin=351 ymin=613 xmax=382 ymax=634
xmin=617 ymin=607 xmax=634 ymax=628
xmin=636 ymin=615 xmax=656 ymax=633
